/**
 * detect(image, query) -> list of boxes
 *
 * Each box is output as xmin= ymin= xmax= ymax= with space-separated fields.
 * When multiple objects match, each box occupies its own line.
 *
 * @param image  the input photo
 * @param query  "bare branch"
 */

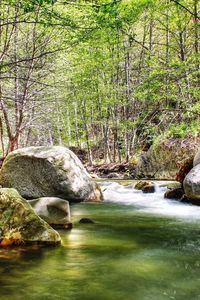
xmin=170 ymin=0 xmax=200 ymax=19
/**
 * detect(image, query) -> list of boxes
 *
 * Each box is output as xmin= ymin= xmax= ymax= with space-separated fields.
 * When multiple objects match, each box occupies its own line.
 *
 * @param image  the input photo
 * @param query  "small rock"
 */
xmin=180 ymin=194 xmax=190 ymax=203
xmin=142 ymin=185 xmax=155 ymax=193
xmin=135 ymin=181 xmax=151 ymax=190
xmin=164 ymin=188 xmax=184 ymax=200
xmin=79 ymin=218 xmax=95 ymax=224
xmin=107 ymin=172 xmax=121 ymax=179
xmin=28 ymin=197 xmax=71 ymax=227
xmin=135 ymin=180 xmax=155 ymax=193
xmin=90 ymin=173 xmax=99 ymax=179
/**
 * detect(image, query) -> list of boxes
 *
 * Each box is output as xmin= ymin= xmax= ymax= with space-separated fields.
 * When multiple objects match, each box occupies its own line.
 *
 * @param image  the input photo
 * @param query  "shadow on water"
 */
xmin=1 ymin=196 xmax=200 ymax=299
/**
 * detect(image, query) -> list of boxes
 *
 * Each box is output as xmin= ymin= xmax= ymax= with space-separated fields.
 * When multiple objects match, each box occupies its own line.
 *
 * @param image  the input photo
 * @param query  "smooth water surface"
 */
xmin=1 ymin=182 xmax=200 ymax=300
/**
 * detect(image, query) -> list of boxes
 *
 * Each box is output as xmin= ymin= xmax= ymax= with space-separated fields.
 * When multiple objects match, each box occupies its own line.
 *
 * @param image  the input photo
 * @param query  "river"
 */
xmin=1 ymin=181 xmax=200 ymax=300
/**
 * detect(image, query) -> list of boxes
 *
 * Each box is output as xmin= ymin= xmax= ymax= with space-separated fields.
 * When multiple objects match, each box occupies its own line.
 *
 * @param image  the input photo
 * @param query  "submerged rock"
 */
xmin=0 ymin=188 xmax=61 ymax=246
xmin=79 ymin=218 xmax=95 ymax=224
xmin=29 ymin=197 xmax=72 ymax=229
xmin=0 ymin=146 xmax=103 ymax=202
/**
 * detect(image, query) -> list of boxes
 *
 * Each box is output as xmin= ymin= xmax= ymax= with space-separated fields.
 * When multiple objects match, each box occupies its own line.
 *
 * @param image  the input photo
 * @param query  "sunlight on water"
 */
xmin=66 ymin=229 xmax=84 ymax=248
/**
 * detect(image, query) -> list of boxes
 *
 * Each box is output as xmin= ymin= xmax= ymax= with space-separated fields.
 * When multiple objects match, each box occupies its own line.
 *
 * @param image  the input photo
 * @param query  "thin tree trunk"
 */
xmin=165 ymin=0 xmax=170 ymax=106
xmin=124 ymin=37 xmax=131 ymax=162
xmin=0 ymin=116 xmax=5 ymax=157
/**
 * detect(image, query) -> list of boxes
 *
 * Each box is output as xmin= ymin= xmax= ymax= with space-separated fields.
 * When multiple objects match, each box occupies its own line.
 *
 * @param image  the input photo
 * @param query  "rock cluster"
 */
xmin=0 ymin=188 xmax=61 ymax=246
xmin=0 ymin=146 xmax=103 ymax=247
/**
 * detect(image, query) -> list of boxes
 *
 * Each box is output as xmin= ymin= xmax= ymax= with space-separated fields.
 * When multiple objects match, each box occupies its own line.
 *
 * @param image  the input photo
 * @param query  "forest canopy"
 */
xmin=0 ymin=0 xmax=199 ymax=163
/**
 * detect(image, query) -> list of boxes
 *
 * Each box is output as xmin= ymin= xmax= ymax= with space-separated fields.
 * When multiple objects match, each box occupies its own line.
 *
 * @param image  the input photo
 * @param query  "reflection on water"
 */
xmin=1 ymin=182 xmax=200 ymax=300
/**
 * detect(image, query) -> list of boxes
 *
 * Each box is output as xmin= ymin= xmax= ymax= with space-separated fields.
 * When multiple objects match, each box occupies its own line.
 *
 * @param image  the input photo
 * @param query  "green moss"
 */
xmin=1 ymin=209 xmax=12 ymax=223
xmin=0 ymin=188 xmax=61 ymax=245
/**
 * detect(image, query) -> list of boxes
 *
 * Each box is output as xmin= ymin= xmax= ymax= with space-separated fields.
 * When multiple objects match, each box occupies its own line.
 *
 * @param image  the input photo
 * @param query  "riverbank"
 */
xmin=87 ymin=162 xmax=137 ymax=179
xmin=86 ymin=137 xmax=199 ymax=180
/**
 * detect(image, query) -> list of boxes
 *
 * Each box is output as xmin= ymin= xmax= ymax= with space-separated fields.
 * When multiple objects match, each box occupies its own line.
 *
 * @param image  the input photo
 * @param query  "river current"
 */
xmin=1 ymin=181 xmax=200 ymax=300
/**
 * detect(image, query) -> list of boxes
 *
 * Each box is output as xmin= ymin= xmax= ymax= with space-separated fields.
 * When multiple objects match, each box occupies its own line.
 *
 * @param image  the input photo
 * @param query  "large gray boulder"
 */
xmin=183 ymin=164 xmax=200 ymax=201
xmin=0 ymin=188 xmax=61 ymax=246
xmin=29 ymin=197 xmax=71 ymax=228
xmin=0 ymin=146 xmax=103 ymax=202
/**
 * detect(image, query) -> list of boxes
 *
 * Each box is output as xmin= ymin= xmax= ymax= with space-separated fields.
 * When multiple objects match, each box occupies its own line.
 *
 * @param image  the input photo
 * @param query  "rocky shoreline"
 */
xmin=87 ymin=138 xmax=200 ymax=181
xmin=0 ymin=144 xmax=200 ymax=248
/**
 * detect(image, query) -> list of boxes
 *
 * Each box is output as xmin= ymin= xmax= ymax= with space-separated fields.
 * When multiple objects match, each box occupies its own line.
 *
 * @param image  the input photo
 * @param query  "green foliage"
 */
xmin=0 ymin=0 xmax=199 ymax=161
xmin=165 ymin=121 xmax=200 ymax=139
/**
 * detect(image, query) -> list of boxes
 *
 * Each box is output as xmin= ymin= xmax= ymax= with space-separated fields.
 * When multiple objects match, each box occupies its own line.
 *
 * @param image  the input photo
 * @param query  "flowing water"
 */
xmin=1 ymin=181 xmax=200 ymax=300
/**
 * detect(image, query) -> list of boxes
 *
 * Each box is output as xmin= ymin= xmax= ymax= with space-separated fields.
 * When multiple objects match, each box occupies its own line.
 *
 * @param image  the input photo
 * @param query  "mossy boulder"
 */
xmin=136 ymin=138 xmax=199 ymax=179
xmin=0 ymin=146 xmax=103 ymax=202
xmin=0 ymin=188 xmax=61 ymax=246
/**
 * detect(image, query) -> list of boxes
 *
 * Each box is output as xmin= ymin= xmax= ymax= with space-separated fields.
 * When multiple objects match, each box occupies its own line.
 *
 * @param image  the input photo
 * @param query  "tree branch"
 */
xmin=170 ymin=0 xmax=200 ymax=19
